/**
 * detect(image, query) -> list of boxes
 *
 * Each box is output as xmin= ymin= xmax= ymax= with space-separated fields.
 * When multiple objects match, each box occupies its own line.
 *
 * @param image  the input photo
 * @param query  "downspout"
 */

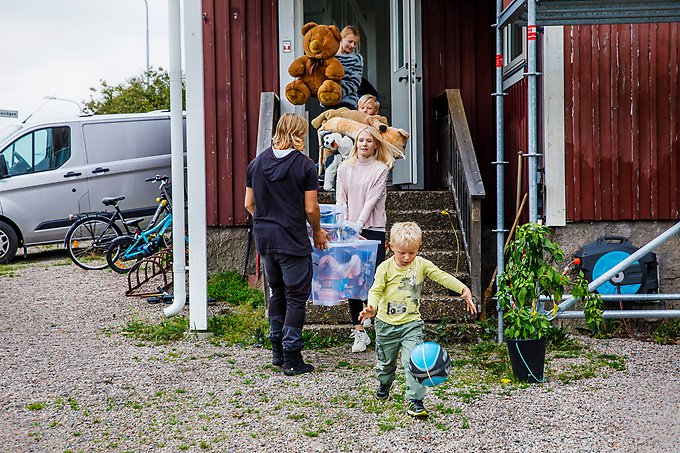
xmin=165 ymin=0 xmax=187 ymax=317
xmin=183 ymin=0 xmax=208 ymax=330
xmin=494 ymin=0 xmax=506 ymax=343
xmin=527 ymin=0 xmax=539 ymax=222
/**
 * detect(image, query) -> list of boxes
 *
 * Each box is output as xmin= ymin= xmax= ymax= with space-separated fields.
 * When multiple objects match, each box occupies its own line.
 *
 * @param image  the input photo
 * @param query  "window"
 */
xmin=503 ymin=24 xmax=526 ymax=79
xmin=0 ymin=127 xmax=71 ymax=176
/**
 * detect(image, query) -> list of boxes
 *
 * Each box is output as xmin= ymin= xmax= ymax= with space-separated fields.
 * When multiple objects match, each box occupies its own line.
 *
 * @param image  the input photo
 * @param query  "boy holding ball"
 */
xmin=359 ymin=221 xmax=476 ymax=418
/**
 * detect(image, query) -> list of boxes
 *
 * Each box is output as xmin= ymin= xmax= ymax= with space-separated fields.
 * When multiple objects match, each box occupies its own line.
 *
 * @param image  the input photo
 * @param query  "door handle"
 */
xmin=398 ymin=76 xmax=408 ymax=82
xmin=92 ymin=167 xmax=110 ymax=174
xmin=63 ymin=171 xmax=82 ymax=178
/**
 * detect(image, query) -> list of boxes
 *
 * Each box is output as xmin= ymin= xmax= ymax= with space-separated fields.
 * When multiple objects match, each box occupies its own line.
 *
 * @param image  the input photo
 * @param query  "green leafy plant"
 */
xmin=496 ymin=222 xmax=603 ymax=340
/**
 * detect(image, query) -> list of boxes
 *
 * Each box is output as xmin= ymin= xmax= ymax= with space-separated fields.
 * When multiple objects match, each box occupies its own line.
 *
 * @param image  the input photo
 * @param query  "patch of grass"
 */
xmin=302 ymin=426 xmax=325 ymax=437
xmin=0 ymin=263 xmax=25 ymax=278
xmin=207 ymin=271 xmax=264 ymax=307
xmin=301 ymin=330 xmax=348 ymax=349
xmin=26 ymin=401 xmax=45 ymax=411
xmin=207 ymin=305 xmax=269 ymax=346
xmin=123 ymin=316 xmax=189 ymax=344
xmin=552 ymin=350 xmax=626 ymax=383
xmin=377 ymin=413 xmax=401 ymax=432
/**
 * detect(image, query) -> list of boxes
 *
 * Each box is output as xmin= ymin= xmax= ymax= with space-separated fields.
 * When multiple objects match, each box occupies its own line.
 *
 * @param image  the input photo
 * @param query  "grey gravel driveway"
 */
xmin=0 ymin=250 xmax=678 ymax=452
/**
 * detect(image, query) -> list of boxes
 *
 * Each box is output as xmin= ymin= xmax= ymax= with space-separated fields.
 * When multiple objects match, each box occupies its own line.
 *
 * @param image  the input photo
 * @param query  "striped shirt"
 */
xmin=335 ymin=53 xmax=364 ymax=108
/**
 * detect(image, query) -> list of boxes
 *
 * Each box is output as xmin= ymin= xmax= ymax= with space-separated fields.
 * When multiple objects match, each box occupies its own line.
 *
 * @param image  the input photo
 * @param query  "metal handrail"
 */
xmin=435 ymin=89 xmax=486 ymax=304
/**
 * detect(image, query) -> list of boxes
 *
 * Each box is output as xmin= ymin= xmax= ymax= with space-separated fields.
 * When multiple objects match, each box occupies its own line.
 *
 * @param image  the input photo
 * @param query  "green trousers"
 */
xmin=374 ymin=318 xmax=425 ymax=401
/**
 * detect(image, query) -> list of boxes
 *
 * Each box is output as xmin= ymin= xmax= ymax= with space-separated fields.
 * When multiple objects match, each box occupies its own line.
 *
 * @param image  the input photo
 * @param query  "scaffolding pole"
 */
xmin=494 ymin=0 xmax=507 ymax=343
xmin=526 ymin=0 xmax=539 ymax=222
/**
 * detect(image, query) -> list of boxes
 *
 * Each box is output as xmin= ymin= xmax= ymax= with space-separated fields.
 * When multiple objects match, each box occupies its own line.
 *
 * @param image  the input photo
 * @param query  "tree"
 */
xmin=84 ymin=67 xmax=185 ymax=114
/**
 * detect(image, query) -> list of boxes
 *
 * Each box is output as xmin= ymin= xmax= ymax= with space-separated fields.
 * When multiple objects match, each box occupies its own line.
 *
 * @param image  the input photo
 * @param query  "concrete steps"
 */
xmin=307 ymin=190 xmax=474 ymax=326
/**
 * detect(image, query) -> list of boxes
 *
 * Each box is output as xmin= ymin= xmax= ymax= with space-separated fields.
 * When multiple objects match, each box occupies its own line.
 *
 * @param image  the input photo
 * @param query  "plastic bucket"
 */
xmin=507 ymin=338 xmax=546 ymax=383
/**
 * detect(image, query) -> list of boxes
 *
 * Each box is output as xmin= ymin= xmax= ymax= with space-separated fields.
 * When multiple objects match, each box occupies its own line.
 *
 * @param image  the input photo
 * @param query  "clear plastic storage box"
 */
xmin=311 ymin=239 xmax=380 ymax=306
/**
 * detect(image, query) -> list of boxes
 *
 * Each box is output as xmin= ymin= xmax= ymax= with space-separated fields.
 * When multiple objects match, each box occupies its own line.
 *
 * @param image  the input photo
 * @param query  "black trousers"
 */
xmin=261 ymin=253 xmax=312 ymax=351
xmin=348 ymin=229 xmax=386 ymax=325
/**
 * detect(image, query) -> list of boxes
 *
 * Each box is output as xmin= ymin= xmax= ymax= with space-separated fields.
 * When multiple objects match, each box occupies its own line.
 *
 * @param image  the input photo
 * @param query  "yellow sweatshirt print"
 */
xmin=368 ymin=256 xmax=466 ymax=326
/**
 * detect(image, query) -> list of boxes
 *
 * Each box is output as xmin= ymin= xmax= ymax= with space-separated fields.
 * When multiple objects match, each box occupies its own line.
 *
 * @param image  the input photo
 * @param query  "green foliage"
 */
xmin=208 ymin=305 xmax=269 ymax=346
xmin=497 ymin=223 xmax=603 ymax=340
xmin=84 ymin=67 xmax=184 ymax=114
xmin=652 ymin=320 xmax=680 ymax=345
xmin=123 ymin=316 xmax=189 ymax=344
xmin=207 ymin=271 xmax=264 ymax=308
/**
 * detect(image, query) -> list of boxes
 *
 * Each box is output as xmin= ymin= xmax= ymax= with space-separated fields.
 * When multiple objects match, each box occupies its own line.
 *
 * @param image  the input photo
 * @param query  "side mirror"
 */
xmin=0 ymin=154 xmax=7 ymax=178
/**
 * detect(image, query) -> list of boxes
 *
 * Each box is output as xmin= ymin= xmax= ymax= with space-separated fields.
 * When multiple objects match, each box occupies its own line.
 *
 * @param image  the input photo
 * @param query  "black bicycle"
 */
xmin=64 ymin=176 xmax=170 ymax=270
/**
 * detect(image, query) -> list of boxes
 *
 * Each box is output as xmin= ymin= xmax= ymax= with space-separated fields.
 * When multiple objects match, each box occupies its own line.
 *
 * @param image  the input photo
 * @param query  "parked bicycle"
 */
xmin=105 ymin=182 xmax=174 ymax=274
xmin=64 ymin=176 xmax=171 ymax=270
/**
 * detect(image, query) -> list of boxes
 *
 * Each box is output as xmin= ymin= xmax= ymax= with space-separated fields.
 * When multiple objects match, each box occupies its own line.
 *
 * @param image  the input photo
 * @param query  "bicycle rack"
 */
xmin=126 ymin=248 xmax=173 ymax=297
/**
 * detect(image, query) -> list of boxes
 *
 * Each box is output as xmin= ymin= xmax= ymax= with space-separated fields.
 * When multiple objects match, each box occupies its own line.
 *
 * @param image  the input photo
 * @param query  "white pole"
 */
xmin=164 ymin=0 xmax=187 ymax=317
xmin=143 ymin=0 xmax=150 ymax=84
xmin=184 ymin=0 xmax=208 ymax=331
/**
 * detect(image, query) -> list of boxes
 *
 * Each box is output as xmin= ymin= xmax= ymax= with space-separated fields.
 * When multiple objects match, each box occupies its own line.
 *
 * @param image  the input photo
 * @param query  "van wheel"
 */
xmin=0 ymin=220 xmax=19 ymax=264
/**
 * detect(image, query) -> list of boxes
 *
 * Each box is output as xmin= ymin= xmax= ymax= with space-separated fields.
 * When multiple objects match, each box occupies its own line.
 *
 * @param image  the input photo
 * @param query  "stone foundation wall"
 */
xmin=551 ymin=221 xmax=680 ymax=308
xmin=206 ymin=226 xmax=254 ymax=276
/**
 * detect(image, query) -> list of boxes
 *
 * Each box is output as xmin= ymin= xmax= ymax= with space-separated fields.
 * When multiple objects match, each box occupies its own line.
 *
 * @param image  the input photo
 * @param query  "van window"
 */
xmin=0 ymin=127 xmax=71 ymax=176
xmin=83 ymin=119 xmax=171 ymax=164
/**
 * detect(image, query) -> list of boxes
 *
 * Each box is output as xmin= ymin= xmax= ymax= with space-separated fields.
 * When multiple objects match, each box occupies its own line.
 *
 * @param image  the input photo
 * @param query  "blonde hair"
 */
xmin=390 ymin=222 xmax=422 ymax=250
xmin=341 ymin=25 xmax=360 ymax=38
xmin=346 ymin=127 xmax=395 ymax=169
xmin=358 ymin=94 xmax=379 ymax=111
xmin=272 ymin=113 xmax=308 ymax=151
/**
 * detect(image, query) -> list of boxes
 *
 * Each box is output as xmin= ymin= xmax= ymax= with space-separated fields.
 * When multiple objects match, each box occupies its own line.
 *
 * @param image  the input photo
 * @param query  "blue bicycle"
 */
xmin=105 ymin=178 xmax=173 ymax=274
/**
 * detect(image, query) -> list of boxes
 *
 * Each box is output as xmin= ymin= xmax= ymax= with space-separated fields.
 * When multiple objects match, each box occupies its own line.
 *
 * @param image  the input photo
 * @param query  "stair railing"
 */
xmin=435 ymin=89 xmax=486 ymax=304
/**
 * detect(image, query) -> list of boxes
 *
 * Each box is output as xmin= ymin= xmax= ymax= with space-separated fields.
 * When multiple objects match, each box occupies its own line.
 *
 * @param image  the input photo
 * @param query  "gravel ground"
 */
xmin=0 ymin=250 xmax=679 ymax=452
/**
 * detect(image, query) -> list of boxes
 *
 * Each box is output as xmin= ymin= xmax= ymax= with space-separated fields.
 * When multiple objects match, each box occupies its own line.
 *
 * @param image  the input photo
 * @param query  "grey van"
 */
xmin=0 ymin=112 xmax=177 ymax=263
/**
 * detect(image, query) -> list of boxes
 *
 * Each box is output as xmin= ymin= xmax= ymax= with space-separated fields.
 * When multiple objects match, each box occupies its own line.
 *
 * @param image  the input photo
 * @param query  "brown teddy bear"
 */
xmin=312 ymin=108 xmax=409 ymax=160
xmin=285 ymin=23 xmax=345 ymax=106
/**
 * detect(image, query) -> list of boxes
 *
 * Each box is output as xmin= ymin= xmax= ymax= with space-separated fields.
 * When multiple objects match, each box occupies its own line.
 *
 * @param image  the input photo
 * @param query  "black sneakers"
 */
xmin=407 ymin=399 xmax=428 ymax=418
xmin=375 ymin=382 xmax=393 ymax=400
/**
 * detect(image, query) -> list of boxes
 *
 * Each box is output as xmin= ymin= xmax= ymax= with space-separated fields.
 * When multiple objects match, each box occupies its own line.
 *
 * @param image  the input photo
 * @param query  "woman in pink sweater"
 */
xmin=336 ymin=127 xmax=395 ymax=352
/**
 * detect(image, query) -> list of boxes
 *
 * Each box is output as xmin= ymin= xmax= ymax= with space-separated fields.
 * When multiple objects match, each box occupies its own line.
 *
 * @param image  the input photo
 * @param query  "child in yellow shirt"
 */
xmin=359 ymin=221 xmax=476 ymax=418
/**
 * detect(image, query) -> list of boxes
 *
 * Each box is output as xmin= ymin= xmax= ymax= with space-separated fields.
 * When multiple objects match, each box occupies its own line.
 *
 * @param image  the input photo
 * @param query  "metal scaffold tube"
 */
xmin=495 ymin=0 xmax=506 ymax=343
xmin=557 ymin=310 xmax=680 ymax=319
xmin=527 ymin=0 xmax=539 ymax=222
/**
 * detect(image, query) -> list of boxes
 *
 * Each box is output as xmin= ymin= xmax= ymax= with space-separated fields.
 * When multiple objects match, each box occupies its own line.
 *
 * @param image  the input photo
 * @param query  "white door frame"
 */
xmin=389 ymin=0 xmax=423 ymax=188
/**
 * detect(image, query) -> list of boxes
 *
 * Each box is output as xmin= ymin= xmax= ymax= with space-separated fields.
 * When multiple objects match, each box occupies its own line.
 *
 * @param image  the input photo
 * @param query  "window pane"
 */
xmin=49 ymin=127 xmax=71 ymax=170
xmin=395 ymin=0 xmax=405 ymax=69
xmin=7 ymin=134 xmax=33 ymax=176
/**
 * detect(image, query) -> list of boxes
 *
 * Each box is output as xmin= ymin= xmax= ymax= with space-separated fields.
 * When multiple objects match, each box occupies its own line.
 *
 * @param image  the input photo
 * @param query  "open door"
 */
xmin=390 ymin=0 xmax=422 ymax=186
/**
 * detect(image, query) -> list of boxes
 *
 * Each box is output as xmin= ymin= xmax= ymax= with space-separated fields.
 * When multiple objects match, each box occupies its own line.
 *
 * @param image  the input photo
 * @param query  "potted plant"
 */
xmin=496 ymin=222 xmax=603 ymax=383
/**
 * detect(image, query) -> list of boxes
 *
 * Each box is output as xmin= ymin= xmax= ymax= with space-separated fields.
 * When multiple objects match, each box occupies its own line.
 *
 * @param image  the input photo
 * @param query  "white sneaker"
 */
xmin=363 ymin=317 xmax=372 ymax=328
xmin=351 ymin=330 xmax=371 ymax=353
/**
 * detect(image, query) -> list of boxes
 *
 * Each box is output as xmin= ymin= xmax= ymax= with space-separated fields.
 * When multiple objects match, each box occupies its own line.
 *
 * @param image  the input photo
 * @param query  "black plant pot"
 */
xmin=507 ymin=338 xmax=546 ymax=383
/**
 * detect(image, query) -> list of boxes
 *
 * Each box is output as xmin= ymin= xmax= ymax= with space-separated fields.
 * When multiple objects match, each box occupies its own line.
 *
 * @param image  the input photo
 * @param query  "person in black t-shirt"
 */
xmin=245 ymin=113 xmax=330 ymax=376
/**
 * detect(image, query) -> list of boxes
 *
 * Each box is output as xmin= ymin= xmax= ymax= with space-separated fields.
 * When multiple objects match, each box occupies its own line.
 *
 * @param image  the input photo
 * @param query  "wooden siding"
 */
xmin=565 ymin=23 xmax=680 ymax=221
xmin=203 ymin=0 xmax=278 ymax=226
xmin=422 ymin=0 xmax=495 ymax=223
xmin=503 ymin=78 xmax=529 ymax=224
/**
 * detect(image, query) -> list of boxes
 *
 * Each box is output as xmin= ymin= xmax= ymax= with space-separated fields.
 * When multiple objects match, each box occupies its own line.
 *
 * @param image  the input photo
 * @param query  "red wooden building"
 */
xmin=199 ymin=1 xmax=680 ymax=293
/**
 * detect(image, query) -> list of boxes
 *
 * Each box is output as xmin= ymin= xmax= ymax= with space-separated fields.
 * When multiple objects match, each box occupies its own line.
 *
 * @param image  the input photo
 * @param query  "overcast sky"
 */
xmin=0 ymin=0 xmax=170 ymax=127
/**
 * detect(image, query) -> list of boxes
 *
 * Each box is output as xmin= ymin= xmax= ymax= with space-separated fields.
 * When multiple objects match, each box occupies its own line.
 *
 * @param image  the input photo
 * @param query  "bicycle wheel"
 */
xmin=65 ymin=216 xmax=122 ymax=270
xmin=106 ymin=235 xmax=138 ymax=274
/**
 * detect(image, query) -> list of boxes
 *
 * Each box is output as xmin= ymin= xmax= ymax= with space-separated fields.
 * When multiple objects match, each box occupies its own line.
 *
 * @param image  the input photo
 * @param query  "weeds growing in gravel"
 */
xmin=652 ymin=319 xmax=680 ymax=345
